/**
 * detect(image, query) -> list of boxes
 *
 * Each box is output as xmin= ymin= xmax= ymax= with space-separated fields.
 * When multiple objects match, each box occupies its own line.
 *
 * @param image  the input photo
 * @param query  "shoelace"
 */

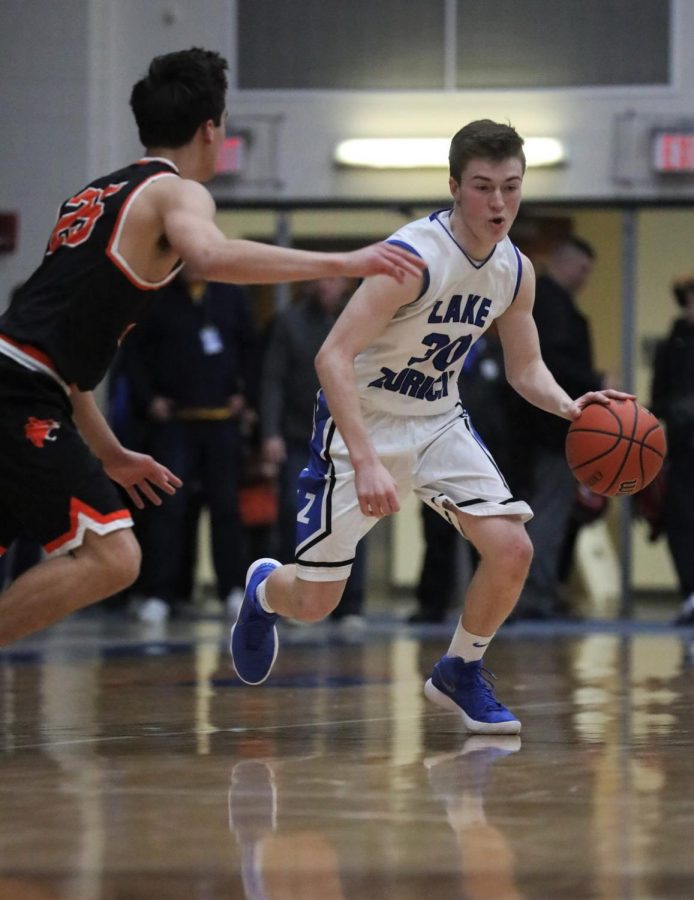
xmin=472 ymin=666 xmax=507 ymax=711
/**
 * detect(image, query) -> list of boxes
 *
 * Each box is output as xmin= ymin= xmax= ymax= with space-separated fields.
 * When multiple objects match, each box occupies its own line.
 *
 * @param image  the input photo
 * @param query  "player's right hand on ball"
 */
xmin=569 ymin=388 xmax=636 ymax=419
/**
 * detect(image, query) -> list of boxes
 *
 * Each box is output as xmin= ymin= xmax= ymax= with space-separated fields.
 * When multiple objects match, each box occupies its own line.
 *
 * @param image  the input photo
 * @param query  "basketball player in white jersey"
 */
xmin=231 ymin=120 xmax=631 ymax=734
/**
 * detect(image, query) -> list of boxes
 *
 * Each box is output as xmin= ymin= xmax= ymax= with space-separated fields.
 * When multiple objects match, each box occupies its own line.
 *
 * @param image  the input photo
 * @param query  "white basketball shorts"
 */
xmin=295 ymin=392 xmax=532 ymax=582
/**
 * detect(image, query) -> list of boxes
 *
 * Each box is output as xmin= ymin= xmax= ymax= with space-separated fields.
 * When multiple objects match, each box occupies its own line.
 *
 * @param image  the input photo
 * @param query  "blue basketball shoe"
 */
xmin=230 ymin=558 xmax=280 ymax=685
xmin=424 ymin=655 xmax=521 ymax=734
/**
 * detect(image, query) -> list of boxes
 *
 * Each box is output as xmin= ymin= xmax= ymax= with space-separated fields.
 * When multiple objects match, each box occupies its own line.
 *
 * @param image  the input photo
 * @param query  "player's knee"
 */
xmin=88 ymin=529 xmax=141 ymax=593
xmin=107 ymin=536 xmax=141 ymax=592
xmin=480 ymin=525 xmax=532 ymax=581
xmin=506 ymin=530 xmax=533 ymax=576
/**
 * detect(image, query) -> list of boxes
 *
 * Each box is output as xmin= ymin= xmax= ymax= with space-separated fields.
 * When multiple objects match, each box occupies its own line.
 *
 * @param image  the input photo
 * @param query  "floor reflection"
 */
xmin=2 ymin=617 xmax=694 ymax=897
xmin=229 ymin=758 xmax=349 ymax=900
xmin=227 ymin=736 xmax=525 ymax=900
xmin=424 ymin=737 xmax=522 ymax=900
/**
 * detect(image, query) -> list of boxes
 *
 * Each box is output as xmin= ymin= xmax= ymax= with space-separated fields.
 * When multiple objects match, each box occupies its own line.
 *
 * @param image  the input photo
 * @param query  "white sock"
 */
xmin=256 ymin=580 xmax=275 ymax=615
xmin=447 ymin=623 xmax=494 ymax=663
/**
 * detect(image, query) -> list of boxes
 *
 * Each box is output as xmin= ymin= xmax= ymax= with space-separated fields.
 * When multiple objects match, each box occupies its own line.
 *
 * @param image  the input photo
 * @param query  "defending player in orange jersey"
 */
xmin=0 ymin=48 xmax=425 ymax=646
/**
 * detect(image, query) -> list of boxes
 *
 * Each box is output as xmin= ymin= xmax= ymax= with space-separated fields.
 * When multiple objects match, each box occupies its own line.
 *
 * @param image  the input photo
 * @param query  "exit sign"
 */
xmin=652 ymin=131 xmax=694 ymax=173
xmin=215 ymin=133 xmax=248 ymax=175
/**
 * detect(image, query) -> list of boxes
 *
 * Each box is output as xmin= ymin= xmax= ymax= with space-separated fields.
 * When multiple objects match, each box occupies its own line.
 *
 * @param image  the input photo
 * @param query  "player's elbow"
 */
xmin=175 ymin=234 xmax=245 ymax=283
xmin=505 ymin=358 xmax=541 ymax=398
xmin=315 ymin=342 xmax=349 ymax=385
xmin=173 ymin=242 xmax=213 ymax=280
xmin=314 ymin=343 xmax=333 ymax=380
xmin=504 ymin=368 xmax=527 ymax=397
xmin=182 ymin=245 xmax=229 ymax=282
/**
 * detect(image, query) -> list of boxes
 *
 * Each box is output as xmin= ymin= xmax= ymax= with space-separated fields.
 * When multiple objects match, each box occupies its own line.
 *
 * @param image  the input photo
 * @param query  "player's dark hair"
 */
xmin=449 ymin=120 xmax=526 ymax=181
xmin=130 ymin=47 xmax=228 ymax=149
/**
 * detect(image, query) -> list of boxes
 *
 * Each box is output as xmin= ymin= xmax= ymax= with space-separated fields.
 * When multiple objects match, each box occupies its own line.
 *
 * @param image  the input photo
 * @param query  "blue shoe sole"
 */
xmin=424 ymin=678 xmax=522 ymax=735
xmin=230 ymin=558 xmax=280 ymax=686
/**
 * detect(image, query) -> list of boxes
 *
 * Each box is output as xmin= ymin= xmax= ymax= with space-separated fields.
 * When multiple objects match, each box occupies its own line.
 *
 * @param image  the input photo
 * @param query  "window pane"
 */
xmin=456 ymin=0 xmax=669 ymax=88
xmin=238 ymin=0 xmax=446 ymax=89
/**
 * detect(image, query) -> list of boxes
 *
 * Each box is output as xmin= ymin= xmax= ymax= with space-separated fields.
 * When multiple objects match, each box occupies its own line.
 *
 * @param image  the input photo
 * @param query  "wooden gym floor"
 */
xmin=1 ymin=609 xmax=693 ymax=899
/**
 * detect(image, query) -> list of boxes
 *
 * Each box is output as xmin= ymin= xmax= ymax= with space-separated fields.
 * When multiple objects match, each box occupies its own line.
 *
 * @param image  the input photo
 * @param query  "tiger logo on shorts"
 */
xmin=24 ymin=416 xmax=61 ymax=448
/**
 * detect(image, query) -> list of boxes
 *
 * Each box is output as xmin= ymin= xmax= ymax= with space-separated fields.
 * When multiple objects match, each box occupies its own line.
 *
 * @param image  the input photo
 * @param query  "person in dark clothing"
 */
xmin=121 ymin=270 xmax=258 ymax=621
xmin=514 ymin=237 xmax=605 ymax=619
xmin=651 ymin=274 xmax=694 ymax=625
xmin=261 ymin=277 xmax=367 ymax=625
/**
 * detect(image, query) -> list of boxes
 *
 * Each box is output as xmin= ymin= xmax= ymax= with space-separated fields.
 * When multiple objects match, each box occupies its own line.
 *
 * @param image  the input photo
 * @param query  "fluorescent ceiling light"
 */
xmin=335 ymin=136 xmax=565 ymax=169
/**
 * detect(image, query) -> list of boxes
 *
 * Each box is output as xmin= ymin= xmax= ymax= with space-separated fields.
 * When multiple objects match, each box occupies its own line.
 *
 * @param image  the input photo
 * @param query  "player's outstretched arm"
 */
xmin=160 ymin=180 xmax=426 ymax=285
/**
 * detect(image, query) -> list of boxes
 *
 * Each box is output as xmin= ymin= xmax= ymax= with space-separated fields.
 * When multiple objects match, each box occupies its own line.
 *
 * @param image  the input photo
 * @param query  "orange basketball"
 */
xmin=565 ymin=399 xmax=666 ymax=497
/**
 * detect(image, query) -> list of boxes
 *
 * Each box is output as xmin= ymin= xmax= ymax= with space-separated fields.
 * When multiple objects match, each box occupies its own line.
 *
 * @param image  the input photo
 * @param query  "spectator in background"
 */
xmin=121 ymin=270 xmax=258 ymax=622
xmin=260 ymin=277 xmax=367 ymax=628
xmin=513 ymin=237 xmax=606 ymax=619
xmin=651 ymin=274 xmax=694 ymax=625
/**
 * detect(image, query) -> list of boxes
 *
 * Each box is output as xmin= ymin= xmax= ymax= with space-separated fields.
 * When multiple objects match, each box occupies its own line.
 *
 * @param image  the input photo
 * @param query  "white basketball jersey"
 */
xmin=354 ymin=208 xmax=523 ymax=417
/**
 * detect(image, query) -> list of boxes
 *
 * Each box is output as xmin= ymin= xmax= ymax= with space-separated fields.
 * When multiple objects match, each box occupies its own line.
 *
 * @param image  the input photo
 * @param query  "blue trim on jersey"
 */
xmin=429 ymin=209 xmax=497 ymax=270
xmin=512 ymin=243 xmax=523 ymax=301
xmin=386 ymin=239 xmax=429 ymax=300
